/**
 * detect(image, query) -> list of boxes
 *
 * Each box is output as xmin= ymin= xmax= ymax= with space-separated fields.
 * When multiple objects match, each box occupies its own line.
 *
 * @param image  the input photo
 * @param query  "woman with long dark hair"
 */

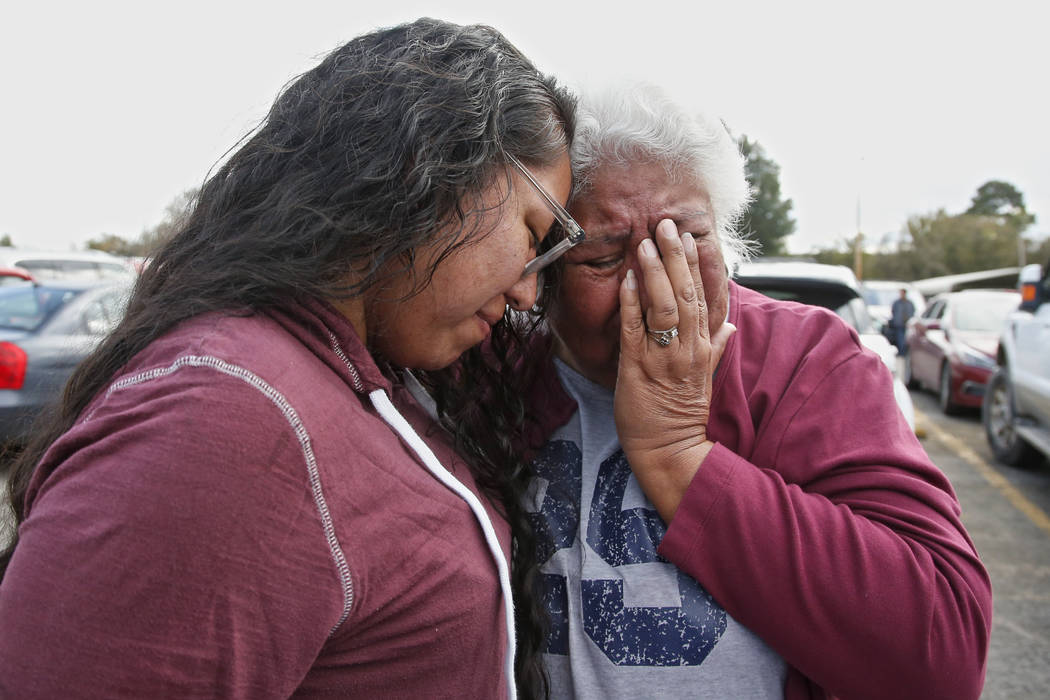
xmin=0 ymin=18 xmax=577 ymax=699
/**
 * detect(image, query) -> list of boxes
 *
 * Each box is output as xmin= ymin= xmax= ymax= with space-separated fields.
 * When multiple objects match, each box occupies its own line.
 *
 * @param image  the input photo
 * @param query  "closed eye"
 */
xmin=581 ymin=255 xmax=623 ymax=270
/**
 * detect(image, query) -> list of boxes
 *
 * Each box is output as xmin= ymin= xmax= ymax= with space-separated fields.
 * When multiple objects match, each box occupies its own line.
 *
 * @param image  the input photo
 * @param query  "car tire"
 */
xmin=983 ymin=368 xmax=1039 ymax=467
xmin=938 ymin=363 xmax=961 ymax=415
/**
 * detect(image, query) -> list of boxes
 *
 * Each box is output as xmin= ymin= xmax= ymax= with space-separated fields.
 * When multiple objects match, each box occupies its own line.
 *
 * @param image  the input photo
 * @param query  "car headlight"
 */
xmin=956 ymin=344 xmax=996 ymax=370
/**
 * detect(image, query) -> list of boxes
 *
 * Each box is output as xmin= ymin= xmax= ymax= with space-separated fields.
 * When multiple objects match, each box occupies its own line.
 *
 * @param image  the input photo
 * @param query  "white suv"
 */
xmin=983 ymin=261 xmax=1050 ymax=467
xmin=0 ymin=249 xmax=133 ymax=282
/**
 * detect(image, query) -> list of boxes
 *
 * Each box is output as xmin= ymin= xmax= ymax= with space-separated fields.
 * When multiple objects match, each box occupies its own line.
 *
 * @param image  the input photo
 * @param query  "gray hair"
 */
xmin=569 ymin=83 xmax=753 ymax=266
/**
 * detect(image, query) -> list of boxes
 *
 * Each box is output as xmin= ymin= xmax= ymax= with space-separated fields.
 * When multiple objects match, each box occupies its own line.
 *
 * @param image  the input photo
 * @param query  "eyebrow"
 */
xmin=575 ymin=209 xmax=712 ymax=246
xmin=674 ymin=209 xmax=710 ymax=222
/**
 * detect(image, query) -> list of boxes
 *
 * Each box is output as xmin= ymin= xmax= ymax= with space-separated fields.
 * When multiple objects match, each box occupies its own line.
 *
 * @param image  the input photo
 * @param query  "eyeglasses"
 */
xmin=507 ymin=154 xmax=586 ymax=278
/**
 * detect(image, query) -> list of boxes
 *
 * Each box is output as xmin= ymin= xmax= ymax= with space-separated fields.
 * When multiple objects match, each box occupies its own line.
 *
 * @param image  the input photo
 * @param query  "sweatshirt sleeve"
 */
xmin=658 ymin=340 xmax=992 ymax=700
xmin=0 ymin=366 xmax=347 ymax=699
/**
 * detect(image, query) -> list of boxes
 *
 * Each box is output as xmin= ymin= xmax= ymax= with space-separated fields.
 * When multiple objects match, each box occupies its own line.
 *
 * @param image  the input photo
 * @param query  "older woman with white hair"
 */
xmin=517 ymin=83 xmax=991 ymax=699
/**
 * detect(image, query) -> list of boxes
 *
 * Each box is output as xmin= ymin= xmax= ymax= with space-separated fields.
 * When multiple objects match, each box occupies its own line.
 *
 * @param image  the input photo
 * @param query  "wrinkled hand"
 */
xmin=614 ymin=219 xmax=736 ymax=522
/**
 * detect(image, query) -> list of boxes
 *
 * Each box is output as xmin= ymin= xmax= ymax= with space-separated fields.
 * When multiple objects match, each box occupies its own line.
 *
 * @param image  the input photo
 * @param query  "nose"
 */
xmin=506 ymin=271 xmax=540 ymax=311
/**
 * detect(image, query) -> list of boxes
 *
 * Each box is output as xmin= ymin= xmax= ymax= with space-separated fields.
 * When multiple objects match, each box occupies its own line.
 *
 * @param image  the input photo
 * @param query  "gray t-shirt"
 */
xmin=526 ymin=360 xmax=787 ymax=699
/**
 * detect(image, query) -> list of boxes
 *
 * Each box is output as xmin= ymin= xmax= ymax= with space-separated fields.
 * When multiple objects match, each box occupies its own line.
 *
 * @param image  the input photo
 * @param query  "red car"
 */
xmin=904 ymin=289 xmax=1021 ymax=414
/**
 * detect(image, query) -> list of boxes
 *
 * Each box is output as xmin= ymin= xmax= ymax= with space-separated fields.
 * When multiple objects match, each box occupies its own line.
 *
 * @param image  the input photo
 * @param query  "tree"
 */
xmin=87 ymin=188 xmax=198 ymax=258
xmin=140 ymin=188 xmax=198 ymax=255
xmin=0 ymin=234 xmax=12 ymax=247
xmin=738 ymin=135 xmax=796 ymax=257
xmin=87 ymin=234 xmax=140 ymax=257
xmin=965 ymin=180 xmax=1032 ymax=221
xmin=898 ymin=209 xmax=1023 ymax=278
xmin=964 ymin=179 xmax=1036 ymax=266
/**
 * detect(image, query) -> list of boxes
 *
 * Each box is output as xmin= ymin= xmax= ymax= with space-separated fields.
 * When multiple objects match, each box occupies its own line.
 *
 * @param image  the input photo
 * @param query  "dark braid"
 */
xmin=420 ymin=265 xmax=563 ymax=698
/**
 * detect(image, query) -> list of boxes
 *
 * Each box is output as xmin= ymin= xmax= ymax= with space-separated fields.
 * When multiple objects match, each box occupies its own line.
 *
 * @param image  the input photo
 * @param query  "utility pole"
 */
xmin=854 ymin=232 xmax=864 ymax=280
xmin=854 ymin=195 xmax=863 ymax=280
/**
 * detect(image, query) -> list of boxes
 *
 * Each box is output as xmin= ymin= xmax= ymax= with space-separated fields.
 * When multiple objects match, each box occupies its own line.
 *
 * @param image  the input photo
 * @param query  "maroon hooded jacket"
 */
xmin=1 ymin=299 xmax=512 ymax=698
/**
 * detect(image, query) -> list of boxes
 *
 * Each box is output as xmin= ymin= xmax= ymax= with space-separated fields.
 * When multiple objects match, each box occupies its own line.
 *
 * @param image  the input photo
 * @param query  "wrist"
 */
xmin=630 ymin=440 xmax=715 ymax=522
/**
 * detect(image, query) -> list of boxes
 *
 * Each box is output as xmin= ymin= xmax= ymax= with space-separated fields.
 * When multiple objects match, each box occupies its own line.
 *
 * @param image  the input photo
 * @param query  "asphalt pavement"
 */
xmin=910 ymin=390 xmax=1050 ymax=700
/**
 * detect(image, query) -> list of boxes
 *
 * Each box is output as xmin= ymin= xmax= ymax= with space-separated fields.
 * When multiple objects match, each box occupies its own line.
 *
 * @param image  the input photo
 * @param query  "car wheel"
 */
xmin=983 ymin=368 xmax=1038 ymax=467
xmin=938 ymin=363 xmax=961 ymax=415
xmin=904 ymin=354 xmax=917 ymax=389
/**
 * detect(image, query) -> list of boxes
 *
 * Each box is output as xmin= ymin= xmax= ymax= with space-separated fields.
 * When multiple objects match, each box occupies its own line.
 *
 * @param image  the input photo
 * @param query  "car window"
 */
xmin=847 ymin=298 xmax=875 ymax=332
xmin=862 ymin=287 xmax=898 ymax=306
xmin=952 ymin=296 xmax=1020 ymax=332
xmin=832 ymin=300 xmax=859 ymax=331
xmin=81 ymin=300 xmax=115 ymax=335
xmin=81 ymin=288 xmax=130 ymax=335
xmin=0 ymin=286 xmax=82 ymax=331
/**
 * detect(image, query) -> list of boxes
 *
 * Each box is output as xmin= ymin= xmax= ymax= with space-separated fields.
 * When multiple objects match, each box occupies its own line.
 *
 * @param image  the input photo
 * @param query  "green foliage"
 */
xmin=1031 ymin=236 xmax=1050 ymax=267
xmin=87 ymin=234 xmax=141 ymax=257
xmin=966 ymin=180 xmax=1032 ymax=219
xmin=810 ymin=179 xmax=1039 ymax=280
xmin=738 ymin=136 xmax=795 ymax=257
xmin=903 ymin=209 xmax=1023 ymax=275
xmin=0 ymin=234 xmax=12 ymax=247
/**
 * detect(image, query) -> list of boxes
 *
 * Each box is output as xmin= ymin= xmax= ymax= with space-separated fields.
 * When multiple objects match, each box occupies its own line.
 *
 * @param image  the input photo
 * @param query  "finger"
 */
xmin=709 ymin=321 xmax=736 ymax=371
xmin=619 ymin=268 xmax=646 ymax=358
xmin=638 ymin=223 xmax=680 ymax=337
xmin=653 ymin=220 xmax=700 ymax=347
xmin=680 ymin=231 xmax=709 ymax=342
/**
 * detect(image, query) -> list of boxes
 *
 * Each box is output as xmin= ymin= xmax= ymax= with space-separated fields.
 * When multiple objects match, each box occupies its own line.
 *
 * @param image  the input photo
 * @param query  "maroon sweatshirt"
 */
xmin=1 ymin=299 xmax=512 ymax=698
xmin=527 ymin=282 xmax=992 ymax=700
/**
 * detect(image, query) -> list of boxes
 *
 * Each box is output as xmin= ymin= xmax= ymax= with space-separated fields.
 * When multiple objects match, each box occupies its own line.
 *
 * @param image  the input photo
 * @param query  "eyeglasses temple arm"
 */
xmin=522 ymin=236 xmax=577 ymax=278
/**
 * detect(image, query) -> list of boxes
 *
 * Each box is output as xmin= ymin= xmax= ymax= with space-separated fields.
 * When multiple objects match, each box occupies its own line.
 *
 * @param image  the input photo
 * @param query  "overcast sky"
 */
xmin=3 ymin=0 xmax=1047 ymax=256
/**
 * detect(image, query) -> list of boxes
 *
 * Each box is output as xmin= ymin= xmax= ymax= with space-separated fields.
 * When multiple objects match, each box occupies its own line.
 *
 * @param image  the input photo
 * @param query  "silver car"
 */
xmin=0 ymin=280 xmax=131 ymax=444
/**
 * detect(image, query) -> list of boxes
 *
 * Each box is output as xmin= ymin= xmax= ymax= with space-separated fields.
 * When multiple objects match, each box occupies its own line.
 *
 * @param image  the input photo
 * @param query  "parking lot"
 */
xmin=909 ymin=390 xmax=1050 ymax=699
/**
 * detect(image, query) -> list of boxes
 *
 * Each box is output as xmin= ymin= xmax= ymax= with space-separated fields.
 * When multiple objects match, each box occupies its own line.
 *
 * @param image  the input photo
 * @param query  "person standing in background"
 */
xmin=890 ymin=287 xmax=917 ymax=355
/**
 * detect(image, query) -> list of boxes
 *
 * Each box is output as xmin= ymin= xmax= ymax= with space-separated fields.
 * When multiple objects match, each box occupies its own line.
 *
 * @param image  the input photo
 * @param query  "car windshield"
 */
xmin=736 ymin=278 xmax=876 ymax=334
xmin=862 ymin=286 xmax=900 ymax=306
xmin=0 ymin=284 xmax=84 ymax=331
xmin=953 ymin=295 xmax=1020 ymax=332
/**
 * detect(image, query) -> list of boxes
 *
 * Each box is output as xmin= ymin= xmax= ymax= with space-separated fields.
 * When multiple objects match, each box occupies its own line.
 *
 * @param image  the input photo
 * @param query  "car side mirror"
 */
xmin=1018 ymin=263 xmax=1044 ymax=312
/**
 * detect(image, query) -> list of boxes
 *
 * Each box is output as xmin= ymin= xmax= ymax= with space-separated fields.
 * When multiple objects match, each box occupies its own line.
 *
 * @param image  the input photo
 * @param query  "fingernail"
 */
xmin=681 ymin=232 xmax=695 ymax=250
xmin=640 ymin=238 xmax=657 ymax=258
xmin=625 ymin=269 xmax=637 ymax=290
xmin=656 ymin=219 xmax=673 ymax=236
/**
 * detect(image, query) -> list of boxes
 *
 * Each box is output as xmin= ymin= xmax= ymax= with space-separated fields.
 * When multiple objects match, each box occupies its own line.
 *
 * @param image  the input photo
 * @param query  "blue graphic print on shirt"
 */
xmin=529 ymin=439 xmax=727 ymax=666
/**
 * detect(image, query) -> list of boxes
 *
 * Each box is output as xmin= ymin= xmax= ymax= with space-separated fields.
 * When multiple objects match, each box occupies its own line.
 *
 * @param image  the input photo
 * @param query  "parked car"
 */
xmin=983 ymin=261 xmax=1050 ymax=467
xmin=0 ymin=279 xmax=131 ymax=445
xmin=860 ymin=279 xmax=927 ymax=340
xmin=904 ymin=289 xmax=1021 ymax=414
xmin=0 ymin=267 xmax=35 ymax=286
xmin=733 ymin=260 xmax=916 ymax=431
xmin=0 ymin=249 xmax=134 ymax=282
